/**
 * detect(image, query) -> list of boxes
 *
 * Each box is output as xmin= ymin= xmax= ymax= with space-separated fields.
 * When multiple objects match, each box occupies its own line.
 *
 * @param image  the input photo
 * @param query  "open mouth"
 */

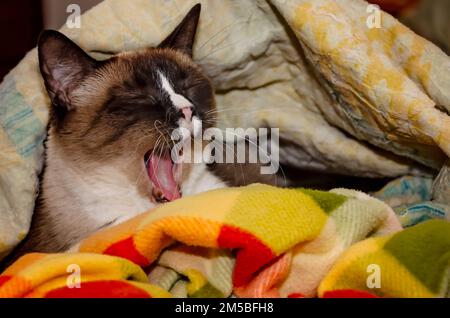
xmin=145 ymin=148 xmax=183 ymax=203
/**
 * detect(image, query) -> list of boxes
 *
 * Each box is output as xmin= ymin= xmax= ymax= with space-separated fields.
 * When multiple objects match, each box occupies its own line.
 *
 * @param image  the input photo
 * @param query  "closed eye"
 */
xmin=181 ymin=81 xmax=203 ymax=93
xmin=106 ymin=96 xmax=158 ymax=114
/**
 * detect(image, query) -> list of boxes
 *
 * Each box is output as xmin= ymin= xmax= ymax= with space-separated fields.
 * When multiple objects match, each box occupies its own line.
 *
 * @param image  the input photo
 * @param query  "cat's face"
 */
xmin=38 ymin=4 xmax=213 ymax=203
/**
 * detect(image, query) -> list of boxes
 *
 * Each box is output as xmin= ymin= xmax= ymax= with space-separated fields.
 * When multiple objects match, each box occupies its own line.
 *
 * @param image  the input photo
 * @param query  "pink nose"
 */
xmin=181 ymin=107 xmax=193 ymax=121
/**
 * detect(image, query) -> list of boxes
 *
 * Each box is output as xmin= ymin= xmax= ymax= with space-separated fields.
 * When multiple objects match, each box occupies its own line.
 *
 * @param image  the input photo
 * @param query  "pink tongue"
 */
xmin=148 ymin=152 xmax=181 ymax=201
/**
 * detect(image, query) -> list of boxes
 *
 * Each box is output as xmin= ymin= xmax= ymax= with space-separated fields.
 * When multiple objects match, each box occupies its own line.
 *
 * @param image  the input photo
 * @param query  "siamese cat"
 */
xmin=2 ymin=4 xmax=280 ymax=268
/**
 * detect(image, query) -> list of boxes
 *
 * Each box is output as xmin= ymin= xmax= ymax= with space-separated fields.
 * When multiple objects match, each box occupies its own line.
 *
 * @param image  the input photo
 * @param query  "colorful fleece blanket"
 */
xmin=1 ymin=0 xmax=450 ymax=259
xmin=1 ymin=184 xmax=449 ymax=298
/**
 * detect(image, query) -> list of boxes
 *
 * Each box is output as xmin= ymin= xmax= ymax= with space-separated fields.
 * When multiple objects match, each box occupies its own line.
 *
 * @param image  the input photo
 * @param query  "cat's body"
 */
xmin=2 ymin=4 xmax=279 ymax=267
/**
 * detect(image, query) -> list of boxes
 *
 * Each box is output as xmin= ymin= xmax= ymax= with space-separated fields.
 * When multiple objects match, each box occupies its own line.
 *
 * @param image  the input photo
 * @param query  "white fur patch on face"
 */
xmin=192 ymin=116 xmax=202 ymax=138
xmin=158 ymin=71 xmax=193 ymax=110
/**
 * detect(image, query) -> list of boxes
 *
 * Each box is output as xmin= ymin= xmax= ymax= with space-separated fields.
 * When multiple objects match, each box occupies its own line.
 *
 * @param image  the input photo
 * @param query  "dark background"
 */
xmin=0 ymin=0 xmax=43 ymax=79
xmin=0 ymin=0 xmax=101 ymax=80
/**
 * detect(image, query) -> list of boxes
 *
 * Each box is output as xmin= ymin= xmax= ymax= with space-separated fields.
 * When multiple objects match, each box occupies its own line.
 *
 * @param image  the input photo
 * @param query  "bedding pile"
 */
xmin=1 ymin=184 xmax=449 ymax=298
xmin=374 ymin=176 xmax=450 ymax=227
xmin=0 ymin=0 xmax=449 ymax=259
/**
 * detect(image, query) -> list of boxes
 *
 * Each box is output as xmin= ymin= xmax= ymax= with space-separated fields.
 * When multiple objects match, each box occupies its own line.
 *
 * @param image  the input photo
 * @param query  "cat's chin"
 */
xmin=144 ymin=148 xmax=183 ymax=203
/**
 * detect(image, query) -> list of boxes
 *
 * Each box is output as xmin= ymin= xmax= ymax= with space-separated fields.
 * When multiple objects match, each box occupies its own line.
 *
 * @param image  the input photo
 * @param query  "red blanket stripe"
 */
xmin=45 ymin=281 xmax=151 ymax=298
xmin=103 ymin=237 xmax=149 ymax=266
xmin=217 ymin=225 xmax=276 ymax=287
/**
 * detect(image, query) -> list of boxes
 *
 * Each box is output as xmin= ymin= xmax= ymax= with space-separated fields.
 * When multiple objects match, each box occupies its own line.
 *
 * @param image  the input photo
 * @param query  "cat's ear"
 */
xmin=38 ymin=30 xmax=97 ymax=111
xmin=159 ymin=4 xmax=201 ymax=57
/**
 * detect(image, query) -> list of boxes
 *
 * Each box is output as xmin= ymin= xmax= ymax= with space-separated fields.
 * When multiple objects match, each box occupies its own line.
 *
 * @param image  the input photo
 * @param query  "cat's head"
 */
xmin=38 ymin=4 xmax=213 ymax=203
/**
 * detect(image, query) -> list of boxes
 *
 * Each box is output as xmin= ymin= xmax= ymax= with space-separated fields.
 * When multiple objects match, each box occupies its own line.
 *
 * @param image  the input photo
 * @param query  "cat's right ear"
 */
xmin=158 ymin=4 xmax=201 ymax=57
xmin=38 ymin=30 xmax=97 ymax=112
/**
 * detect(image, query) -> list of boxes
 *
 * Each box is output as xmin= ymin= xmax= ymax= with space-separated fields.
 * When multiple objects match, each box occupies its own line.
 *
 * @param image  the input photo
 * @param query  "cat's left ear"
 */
xmin=38 ymin=30 xmax=97 ymax=112
xmin=159 ymin=4 xmax=201 ymax=57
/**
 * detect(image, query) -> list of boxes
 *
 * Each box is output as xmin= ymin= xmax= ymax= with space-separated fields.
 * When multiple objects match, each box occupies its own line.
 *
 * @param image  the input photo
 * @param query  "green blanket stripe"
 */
xmin=298 ymin=188 xmax=348 ymax=213
xmin=0 ymin=76 xmax=45 ymax=158
xmin=383 ymin=220 xmax=450 ymax=294
xmin=191 ymin=283 xmax=225 ymax=298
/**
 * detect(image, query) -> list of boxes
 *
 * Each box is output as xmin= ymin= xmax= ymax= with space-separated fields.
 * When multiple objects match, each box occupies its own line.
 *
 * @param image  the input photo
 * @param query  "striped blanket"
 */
xmin=1 ymin=184 xmax=449 ymax=298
